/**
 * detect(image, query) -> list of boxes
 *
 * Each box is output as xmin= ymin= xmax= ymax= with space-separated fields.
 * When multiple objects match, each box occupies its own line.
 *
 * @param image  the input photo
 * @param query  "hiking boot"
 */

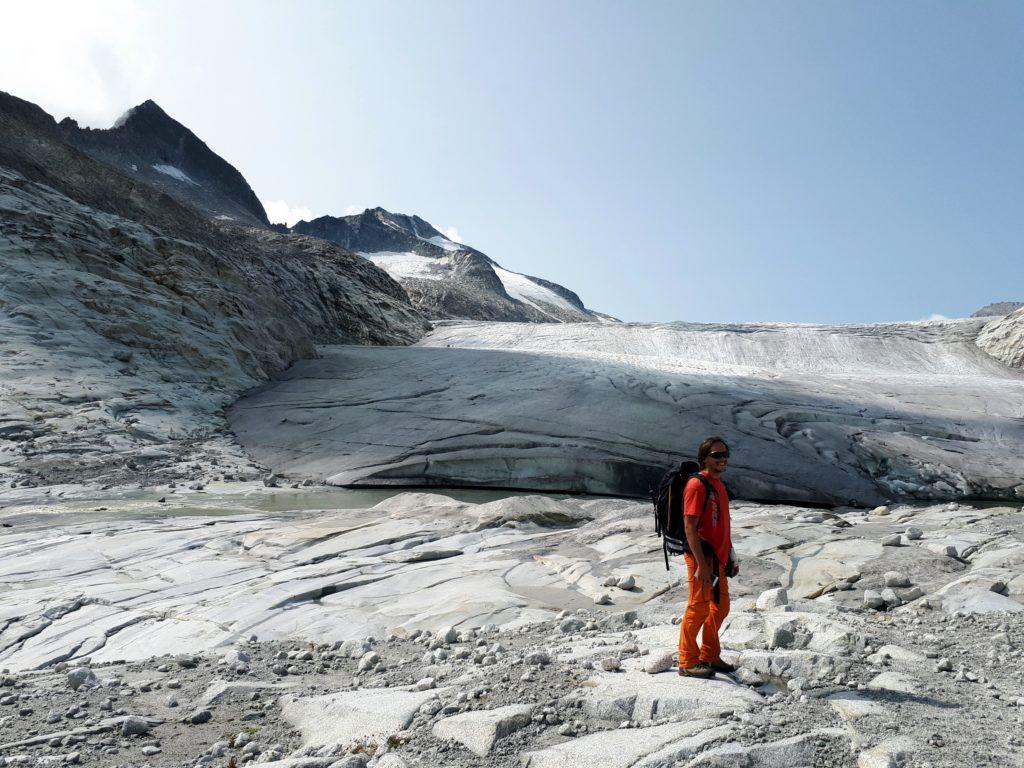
xmin=705 ymin=658 xmax=736 ymax=673
xmin=678 ymin=663 xmax=714 ymax=678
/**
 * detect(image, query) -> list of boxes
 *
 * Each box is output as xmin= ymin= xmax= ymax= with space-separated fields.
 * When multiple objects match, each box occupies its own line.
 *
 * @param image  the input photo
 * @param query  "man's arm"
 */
xmin=684 ymin=515 xmax=712 ymax=586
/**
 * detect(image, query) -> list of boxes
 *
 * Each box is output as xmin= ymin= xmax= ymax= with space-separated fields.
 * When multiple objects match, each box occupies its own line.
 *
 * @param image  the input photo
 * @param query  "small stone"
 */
xmin=329 ymin=756 xmax=368 ymax=768
xmin=599 ymin=657 xmax=621 ymax=672
xmin=593 ymin=593 xmax=612 ymax=605
xmin=863 ymin=590 xmax=885 ymax=610
xmin=357 ymin=651 xmax=380 ymax=672
xmin=873 ymin=506 xmax=890 ymax=516
xmin=440 ymin=626 xmax=459 ymax=644
xmin=415 ymin=677 xmax=436 ymax=691
xmin=66 ymin=668 xmax=97 ymax=691
xmin=905 ymin=526 xmax=923 ymax=540
xmin=936 ymin=658 xmax=953 ymax=672
xmin=755 ymin=587 xmax=789 ymax=610
xmin=883 ymin=571 xmax=911 ymax=588
xmin=121 ymin=716 xmax=150 ymax=736
xmin=881 ymin=534 xmax=902 ymax=547
xmin=141 ymin=746 xmax=161 ymax=756
xmin=643 ymin=650 xmax=675 ymax=674
xmin=559 ymin=618 xmax=584 ymax=634
xmin=184 ymin=708 xmax=212 ymax=725
xmin=525 ymin=650 xmax=551 ymax=666
xmin=881 ymin=588 xmax=902 ymax=607
xmin=419 ymin=699 xmax=443 ymax=716
xmin=616 ymin=575 xmax=636 ymax=590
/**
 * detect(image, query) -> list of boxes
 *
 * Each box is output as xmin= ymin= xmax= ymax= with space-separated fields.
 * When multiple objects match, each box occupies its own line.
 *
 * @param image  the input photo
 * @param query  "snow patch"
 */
xmin=493 ymin=266 xmax=578 ymax=317
xmin=426 ymin=235 xmax=462 ymax=252
xmin=152 ymin=164 xmax=198 ymax=186
xmin=363 ymin=251 xmax=446 ymax=281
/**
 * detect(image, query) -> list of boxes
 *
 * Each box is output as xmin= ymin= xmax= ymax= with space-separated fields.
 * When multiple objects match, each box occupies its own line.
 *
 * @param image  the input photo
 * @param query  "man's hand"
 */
xmin=694 ymin=560 xmax=713 ymax=587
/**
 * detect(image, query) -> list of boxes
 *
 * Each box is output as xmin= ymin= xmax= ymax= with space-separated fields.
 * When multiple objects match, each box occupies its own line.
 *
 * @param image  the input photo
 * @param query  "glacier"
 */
xmin=230 ymin=318 xmax=1024 ymax=506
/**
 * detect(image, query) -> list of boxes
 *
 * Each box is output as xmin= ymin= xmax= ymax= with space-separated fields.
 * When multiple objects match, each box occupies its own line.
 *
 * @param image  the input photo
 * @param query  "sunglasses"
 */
xmin=708 ymin=450 xmax=730 ymax=459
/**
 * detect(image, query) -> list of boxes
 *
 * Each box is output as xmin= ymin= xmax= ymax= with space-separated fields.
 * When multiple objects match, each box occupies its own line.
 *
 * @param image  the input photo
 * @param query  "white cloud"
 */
xmin=344 ymin=205 xmax=367 ymax=216
xmin=0 ymin=0 xmax=152 ymax=127
xmin=443 ymin=226 xmax=464 ymax=243
xmin=920 ymin=313 xmax=950 ymax=322
xmin=263 ymin=200 xmax=315 ymax=227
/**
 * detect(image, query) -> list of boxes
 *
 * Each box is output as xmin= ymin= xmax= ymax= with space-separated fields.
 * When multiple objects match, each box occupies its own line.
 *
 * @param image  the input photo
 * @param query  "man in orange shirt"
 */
xmin=678 ymin=436 xmax=738 ymax=678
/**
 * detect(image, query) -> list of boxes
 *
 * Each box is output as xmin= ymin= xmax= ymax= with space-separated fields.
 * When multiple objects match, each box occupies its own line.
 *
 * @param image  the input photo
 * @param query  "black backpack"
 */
xmin=650 ymin=460 xmax=715 ymax=570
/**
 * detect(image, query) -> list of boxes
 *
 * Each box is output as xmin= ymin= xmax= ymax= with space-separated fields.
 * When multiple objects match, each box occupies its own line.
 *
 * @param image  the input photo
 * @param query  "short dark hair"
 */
xmin=697 ymin=436 xmax=729 ymax=469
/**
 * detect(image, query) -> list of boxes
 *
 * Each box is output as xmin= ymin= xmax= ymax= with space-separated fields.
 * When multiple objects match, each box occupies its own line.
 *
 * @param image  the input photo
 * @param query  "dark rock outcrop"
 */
xmin=972 ymin=301 xmax=1024 ymax=318
xmin=58 ymin=99 xmax=270 ymax=227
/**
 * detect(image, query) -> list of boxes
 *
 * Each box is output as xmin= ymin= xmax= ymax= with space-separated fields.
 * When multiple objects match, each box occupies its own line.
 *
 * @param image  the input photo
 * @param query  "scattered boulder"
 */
xmin=755 ymin=587 xmax=789 ymax=610
xmin=184 ymin=708 xmax=213 ymax=725
xmin=883 ymin=572 xmax=911 ymax=588
xmin=431 ymin=703 xmax=534 ymax=757
xmin=525 ymin=650 xmax=551 ymax=666
xmin=66 ymin=668 xmax=97 ymax=691
xmin=863 ymin=590 xmax=885 ymax=610
xmin=643 ymin=650 xmax=675 ymax=675
xmin=120 ymin=716 xmax=151 ymax=736
xmin=857 ymin=736 xmax=915 ymax=768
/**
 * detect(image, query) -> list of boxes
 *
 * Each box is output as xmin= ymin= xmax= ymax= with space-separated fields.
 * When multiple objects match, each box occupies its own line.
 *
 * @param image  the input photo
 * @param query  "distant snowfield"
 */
xmin=425 ymin=234 xmax=461 ymax=252
xmin=151 ymin=163 xmax=198 ymax=185
xmin=231 ymin=318 xmax=1024 ymax=505
xmin=493 ymin=266 xmax=579 ymax=317
xmin=362 ymin=251 xmax=445 ymax=281
xmin=361 ymin=250 xmax=582 ymax=319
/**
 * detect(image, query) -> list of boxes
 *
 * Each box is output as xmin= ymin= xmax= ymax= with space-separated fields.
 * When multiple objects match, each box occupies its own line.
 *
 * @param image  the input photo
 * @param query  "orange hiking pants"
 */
xmin=678 ymin=552 xmax=730 ymax=668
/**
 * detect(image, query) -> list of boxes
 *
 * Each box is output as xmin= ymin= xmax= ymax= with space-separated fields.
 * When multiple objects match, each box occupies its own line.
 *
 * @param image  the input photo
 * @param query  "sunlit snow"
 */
xmin=425 ymin=235 xmax=461 ymax=252
xmin=493 ymin=266 xmax=577 ymax=317
xmin=152 ymin=164 xmax=198 ymax=186
xmin=363 ymin=251 xmax=445 ymax=281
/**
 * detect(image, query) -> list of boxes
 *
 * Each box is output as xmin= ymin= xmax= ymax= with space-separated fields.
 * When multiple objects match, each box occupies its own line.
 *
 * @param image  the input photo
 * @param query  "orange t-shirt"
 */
xmin=683 ymin=472 xmax=731 ymax=564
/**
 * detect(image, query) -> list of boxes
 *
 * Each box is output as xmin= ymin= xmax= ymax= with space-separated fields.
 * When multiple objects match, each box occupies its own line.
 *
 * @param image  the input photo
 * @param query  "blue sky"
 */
xmin=4 ymin=1 xmax=1023 ymax=323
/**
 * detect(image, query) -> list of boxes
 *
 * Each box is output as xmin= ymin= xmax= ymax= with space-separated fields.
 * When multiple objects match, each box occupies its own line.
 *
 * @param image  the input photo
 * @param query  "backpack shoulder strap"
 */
xmin=692 ymin=473 xmax=715 ymax=517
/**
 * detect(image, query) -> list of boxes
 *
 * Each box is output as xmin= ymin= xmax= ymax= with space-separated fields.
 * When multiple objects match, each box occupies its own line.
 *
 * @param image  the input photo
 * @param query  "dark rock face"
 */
xmin=294 ymin=208 xmax=448 ymax=254
xmin=292 ymin=208 xmax=609 ymax=323
xmin=58 ymin=99 xmax=270 ymax=227
xmin=972 ymin=301 xmax=1024 ymax=318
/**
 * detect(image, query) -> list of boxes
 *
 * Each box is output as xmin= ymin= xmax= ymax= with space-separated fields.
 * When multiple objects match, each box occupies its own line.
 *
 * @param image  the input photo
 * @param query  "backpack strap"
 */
xmin=694 ymin=474 xmax=715 ymax=523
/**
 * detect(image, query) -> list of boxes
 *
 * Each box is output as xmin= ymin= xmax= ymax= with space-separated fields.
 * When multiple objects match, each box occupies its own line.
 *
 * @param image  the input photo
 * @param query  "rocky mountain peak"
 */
xmin=58 ymin=98 xmax=269 ymax=227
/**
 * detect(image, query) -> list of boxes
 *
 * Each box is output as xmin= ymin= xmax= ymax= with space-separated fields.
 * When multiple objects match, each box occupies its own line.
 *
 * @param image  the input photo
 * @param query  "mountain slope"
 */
xmin=58 ymin=100 xmax=270 ymax=227
xmin=977 ymin=306 xmax=1024 ymax=369
xmin=292 ymin=207 xmax=613 ymax=323
xmin=0 ymin=90 xmax=427 ymax=487
xmin=972 ymin=301 xmax=1024 ymax=318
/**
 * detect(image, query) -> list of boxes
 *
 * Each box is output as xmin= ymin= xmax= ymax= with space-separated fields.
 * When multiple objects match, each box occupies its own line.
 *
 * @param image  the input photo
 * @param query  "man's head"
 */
xmin=697 ymin=436 xmax=730 ymax=475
